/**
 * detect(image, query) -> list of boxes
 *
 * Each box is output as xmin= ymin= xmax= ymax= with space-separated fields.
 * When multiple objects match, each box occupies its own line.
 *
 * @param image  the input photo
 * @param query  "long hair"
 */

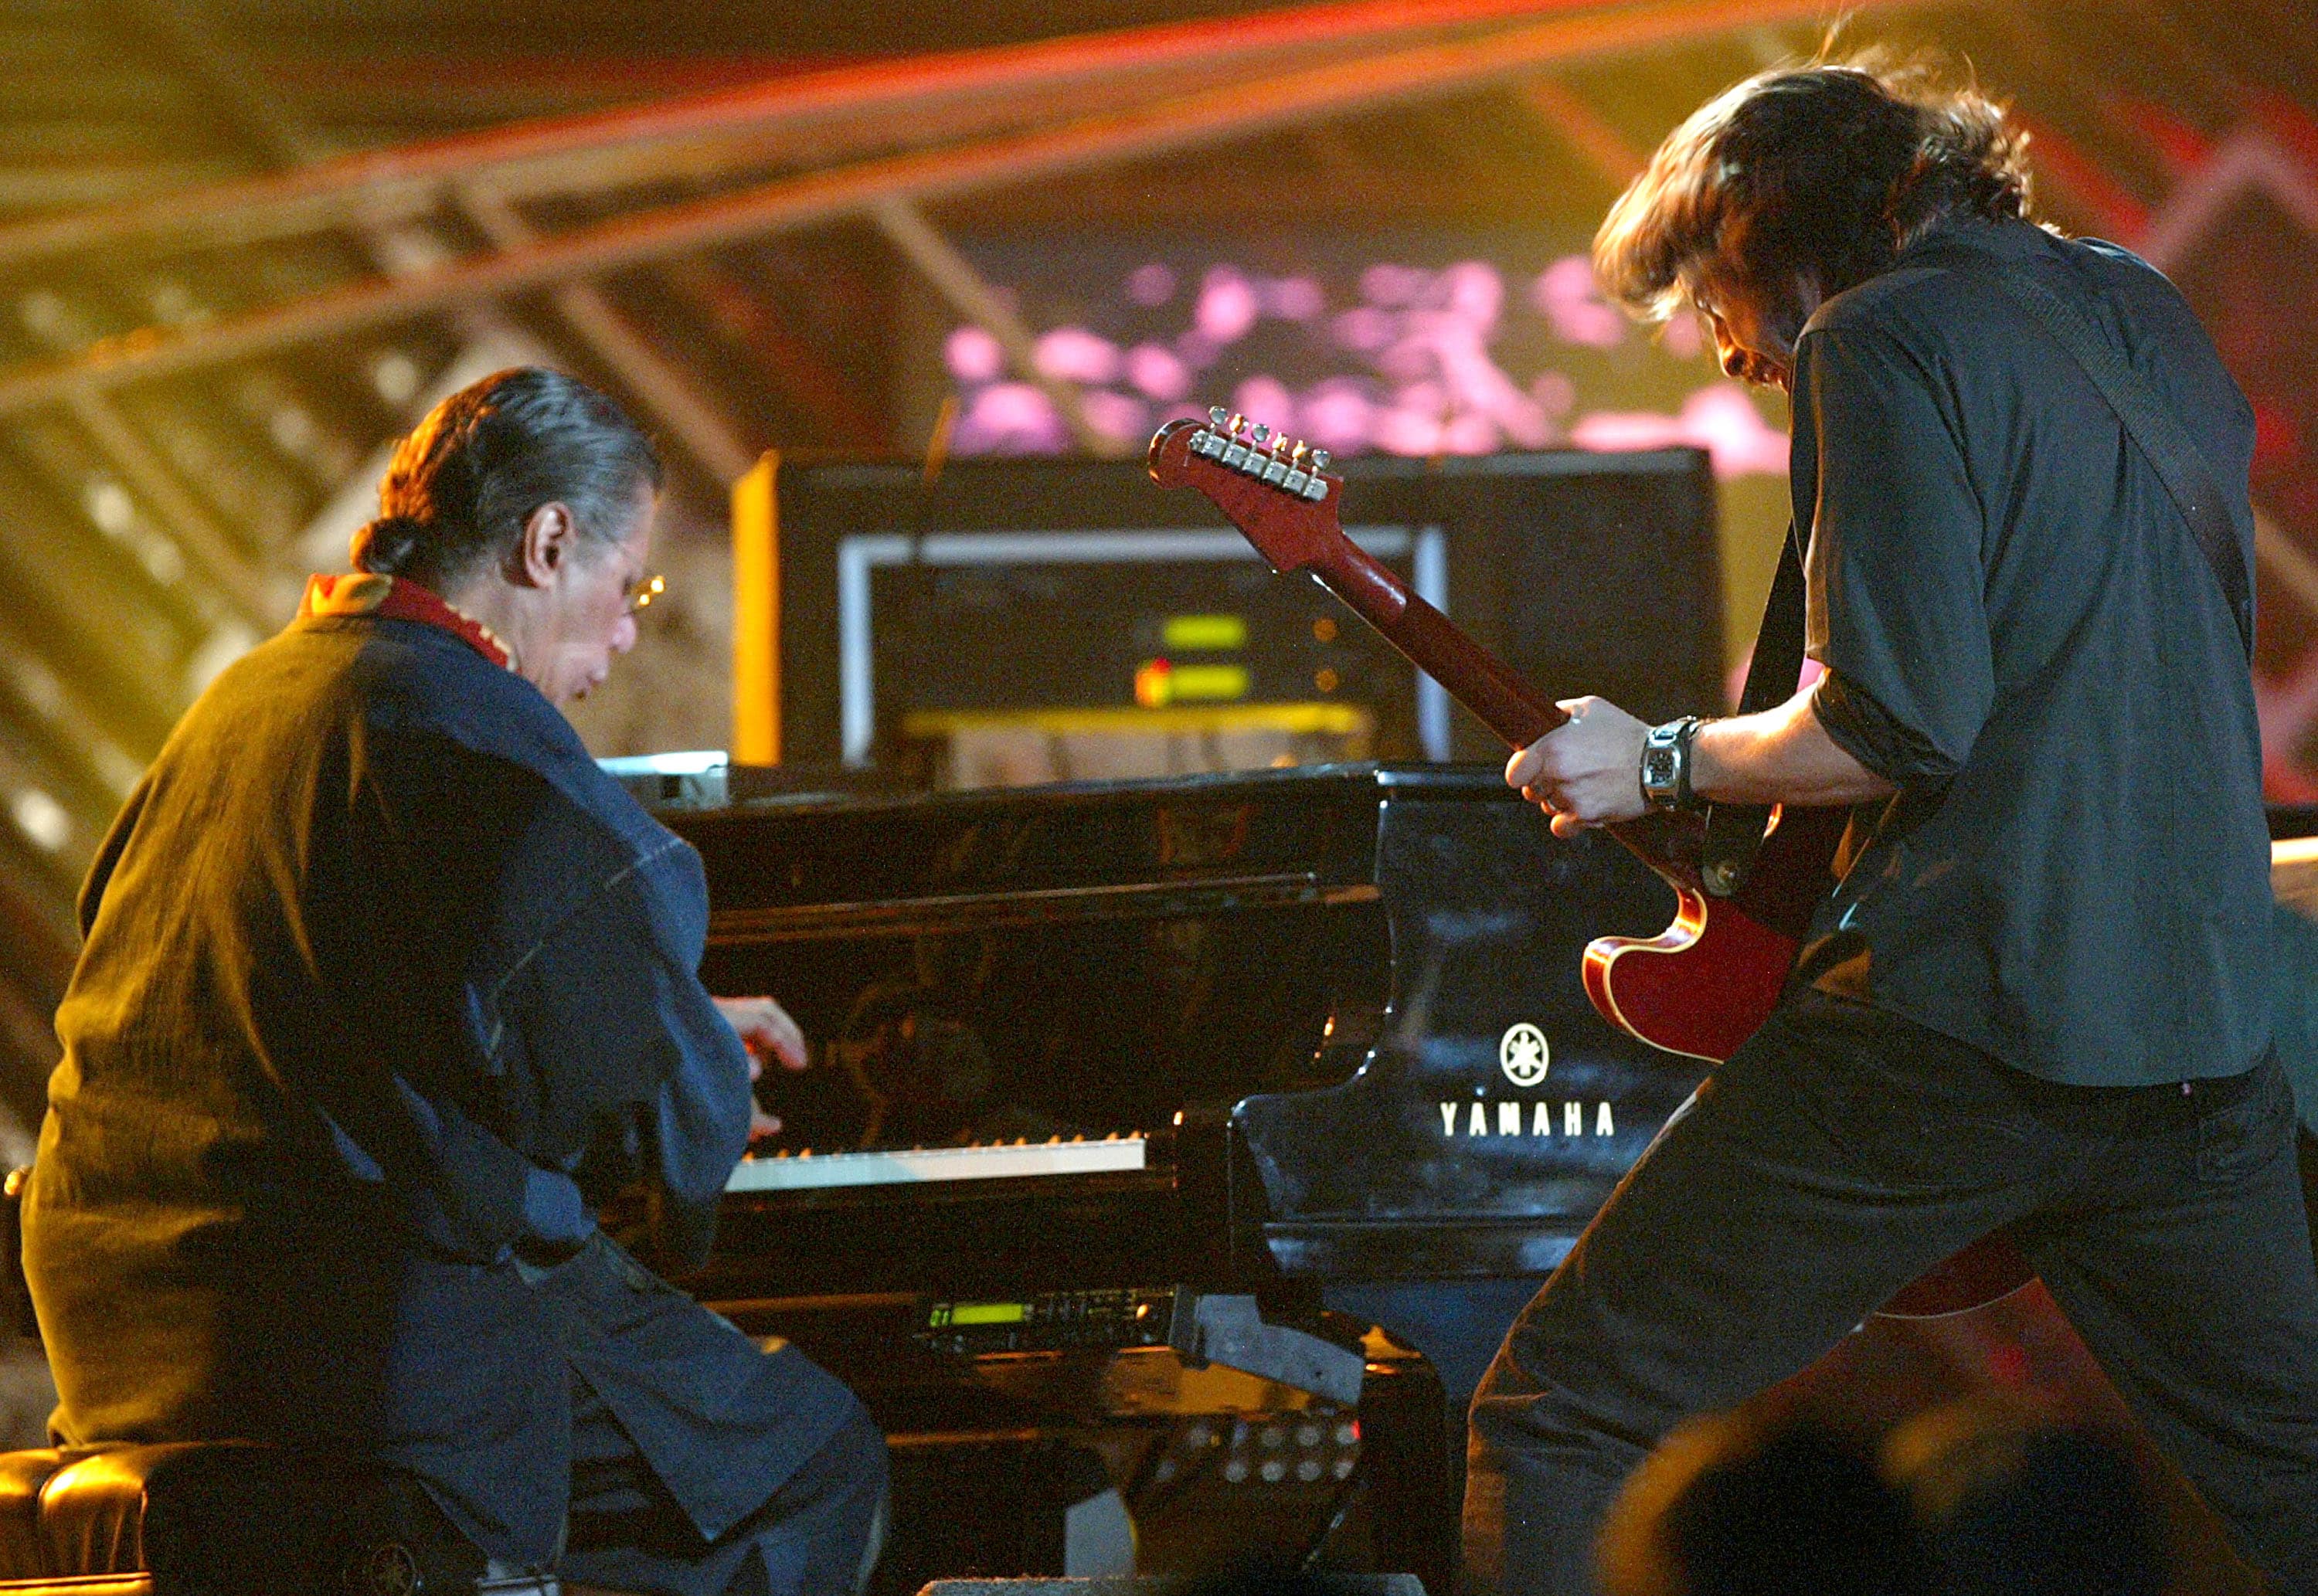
xmin=350 ymin=367 xmax=662 ymax=589
xmin=1593 ymin=54 xmax=2032 ymax=322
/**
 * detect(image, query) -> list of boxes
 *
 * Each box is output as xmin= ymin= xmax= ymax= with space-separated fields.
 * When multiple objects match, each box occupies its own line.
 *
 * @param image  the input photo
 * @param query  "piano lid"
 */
xmin=666 ymin=765 xmax=1403 ymax=1196
xmin=675 ymin=762 xmax=1399 ymax=939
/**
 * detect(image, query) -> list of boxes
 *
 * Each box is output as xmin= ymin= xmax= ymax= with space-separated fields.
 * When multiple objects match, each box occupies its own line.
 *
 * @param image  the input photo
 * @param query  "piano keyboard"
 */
xmin=726 ymin=1133 xmax=1148 ymax=1194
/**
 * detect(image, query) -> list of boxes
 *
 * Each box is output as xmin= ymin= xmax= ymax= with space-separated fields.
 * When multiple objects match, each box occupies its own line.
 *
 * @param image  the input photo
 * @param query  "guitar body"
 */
xmin=1585 ymin=889 xmax=1796 ymax=1065
xmin=1149 ymin=415 xmax=2032 ymax=1319
xmin=1583 ymin=810 xmax=1838 ymax=1066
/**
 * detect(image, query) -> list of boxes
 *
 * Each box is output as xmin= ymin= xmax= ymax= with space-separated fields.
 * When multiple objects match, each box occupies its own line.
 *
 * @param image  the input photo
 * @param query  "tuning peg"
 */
xmin=1252 ymin=423 xmax=1272 ymax=445
xmin=1310 ymin=448 xmax=1331 ymax=471
xmin=1280 ymin=439 xmax=1312 ymax=493
xmin=1208 ymin=405 xmax=1229 ymax=428
xmin=1225 ymin=412 xmax=1246 ymax=438
xmin=1289 ymin=440 xmax=1309 ymax=466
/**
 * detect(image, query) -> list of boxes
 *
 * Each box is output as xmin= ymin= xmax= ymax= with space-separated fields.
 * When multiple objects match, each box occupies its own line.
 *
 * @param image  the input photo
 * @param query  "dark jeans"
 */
xmin=561 ymin=1363 xmax=888 ymax=1596
xmin=1463 ymin=989 xmax=2318 ymax=1595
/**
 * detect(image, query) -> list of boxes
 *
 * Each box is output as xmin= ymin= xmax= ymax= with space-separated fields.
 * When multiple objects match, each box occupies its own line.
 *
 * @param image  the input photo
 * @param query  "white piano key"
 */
xmin=725 ymin=1134 xmax=1148 ymax=1193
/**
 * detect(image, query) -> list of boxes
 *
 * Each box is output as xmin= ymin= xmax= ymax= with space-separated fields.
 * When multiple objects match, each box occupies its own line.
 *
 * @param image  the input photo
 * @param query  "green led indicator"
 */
xmin=1167 ymin=664 xmax=1251 ymax=702
xmin=949 ymin=1301 xmax=1030 ymax=1326
xmin=1161 ymin=614 xmax=1248 ymax=651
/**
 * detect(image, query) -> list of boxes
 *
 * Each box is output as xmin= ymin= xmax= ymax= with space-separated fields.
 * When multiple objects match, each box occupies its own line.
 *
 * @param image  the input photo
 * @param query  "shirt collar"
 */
xmin=1894 ymin=213 xmax=2049 ymax=270
xmin=297 ymin=572 xmax=517 ymax=671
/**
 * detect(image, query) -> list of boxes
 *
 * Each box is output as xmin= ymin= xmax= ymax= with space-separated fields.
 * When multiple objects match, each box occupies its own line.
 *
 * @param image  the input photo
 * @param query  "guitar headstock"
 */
xmin=1147 ymin=406 xmax=1342 ymax=575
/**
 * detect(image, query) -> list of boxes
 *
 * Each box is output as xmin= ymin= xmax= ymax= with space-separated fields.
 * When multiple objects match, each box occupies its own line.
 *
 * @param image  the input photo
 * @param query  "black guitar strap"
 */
xmin=1956 ymin=257 xmax=2255 ymax=660
xmin=1697 ymin=251 xmax=2255 ymax=898
xmin=1698 ymin=525 xmax=1803 ymax=897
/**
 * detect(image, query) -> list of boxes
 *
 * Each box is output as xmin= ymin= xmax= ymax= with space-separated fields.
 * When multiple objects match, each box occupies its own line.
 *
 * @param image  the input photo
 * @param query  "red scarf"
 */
xmin=297 ymin=573 xmax=514 ymax=671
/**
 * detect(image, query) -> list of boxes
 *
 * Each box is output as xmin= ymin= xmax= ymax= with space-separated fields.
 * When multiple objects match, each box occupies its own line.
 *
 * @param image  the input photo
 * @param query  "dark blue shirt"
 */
xmin=1793 ymin=217 xmax=2272 ymax=1085
xmin=20 ymin=600 xmax=790 ymax=1560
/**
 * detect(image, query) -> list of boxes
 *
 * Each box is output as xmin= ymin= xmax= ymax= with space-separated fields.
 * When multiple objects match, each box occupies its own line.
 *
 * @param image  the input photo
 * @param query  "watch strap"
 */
xmin=1640 ymin=716 xmax=1705 ymax=813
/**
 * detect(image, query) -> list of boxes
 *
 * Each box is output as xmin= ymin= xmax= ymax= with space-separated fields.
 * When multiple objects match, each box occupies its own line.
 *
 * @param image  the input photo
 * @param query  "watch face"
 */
xmin=1643 ymin=749 xmax=1677 ymax=787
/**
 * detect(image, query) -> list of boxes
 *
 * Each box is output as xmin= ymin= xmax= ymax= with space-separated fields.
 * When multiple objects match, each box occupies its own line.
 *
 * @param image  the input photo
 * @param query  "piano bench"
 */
xmin=0 ymin=1441 xmax=500 ymax=1596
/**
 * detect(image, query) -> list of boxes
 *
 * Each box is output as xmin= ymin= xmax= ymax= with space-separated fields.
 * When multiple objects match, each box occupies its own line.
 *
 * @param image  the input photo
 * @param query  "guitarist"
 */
xmin=1463 ymin=59 xmax=2318 ymax=1594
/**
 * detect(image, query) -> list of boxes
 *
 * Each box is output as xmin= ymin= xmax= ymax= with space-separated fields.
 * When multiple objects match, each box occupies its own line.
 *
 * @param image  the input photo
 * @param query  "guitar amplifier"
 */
xmin=741 ymin=446 xmax=1721 ymax=776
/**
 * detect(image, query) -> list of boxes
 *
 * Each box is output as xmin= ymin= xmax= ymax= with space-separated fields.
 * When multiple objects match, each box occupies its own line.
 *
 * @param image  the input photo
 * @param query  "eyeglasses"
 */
xmin=624 ymin=573 xmax=666 ymax=616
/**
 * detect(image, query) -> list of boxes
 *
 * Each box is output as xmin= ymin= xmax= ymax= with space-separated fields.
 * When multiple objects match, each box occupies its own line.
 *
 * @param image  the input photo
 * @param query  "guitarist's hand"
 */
xmin=1506 ymin=696 xmax=1652 ymax=838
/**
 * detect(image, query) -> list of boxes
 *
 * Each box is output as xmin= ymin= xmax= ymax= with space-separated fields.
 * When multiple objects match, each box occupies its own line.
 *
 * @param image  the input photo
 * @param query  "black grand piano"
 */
xmin=637 ymin=762 xmax=1699 ymax=1590
xmin=674 ymin=762 xmax=1697 ymax=1292
xmin=618 ymin=762 xmax=2318 ymax=1590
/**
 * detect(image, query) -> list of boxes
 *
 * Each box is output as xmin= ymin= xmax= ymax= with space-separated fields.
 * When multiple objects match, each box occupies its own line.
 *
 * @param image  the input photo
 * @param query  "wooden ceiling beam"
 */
xmin=872 ymin=198 xmax=1122 ymax=459
xmin=0 ymin=0 xmax=1699 ymax=271
xmin=457 ymin=187 xmax=757 ymax=484
xmin=0 ymin=0 xmax=1936 ymax=419
xmin=110 ymin=0 xmax=764 ymax=493
xmin=1520 ymin=76 xmax=1647 ymax=186
xmin=660 ymin=256 xmax=889 ymax=447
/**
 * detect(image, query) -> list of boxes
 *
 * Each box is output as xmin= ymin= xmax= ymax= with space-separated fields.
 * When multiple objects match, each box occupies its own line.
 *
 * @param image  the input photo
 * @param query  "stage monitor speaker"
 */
xmin=742 ymin=447 xmax=1722 ymax=781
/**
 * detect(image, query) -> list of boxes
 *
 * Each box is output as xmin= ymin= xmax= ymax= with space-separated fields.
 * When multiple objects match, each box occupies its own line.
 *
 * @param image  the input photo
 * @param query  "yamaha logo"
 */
xmin=1499 ymin=1023 xmax=1550 ymax=1088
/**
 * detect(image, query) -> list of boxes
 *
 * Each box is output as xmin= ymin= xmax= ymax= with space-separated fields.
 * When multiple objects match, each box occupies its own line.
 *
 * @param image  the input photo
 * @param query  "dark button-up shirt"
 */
xmin=20 ymin=588 xmax=844 ymax=1563
xmin=1792 ymin=216 xmax=2271 ymax=1085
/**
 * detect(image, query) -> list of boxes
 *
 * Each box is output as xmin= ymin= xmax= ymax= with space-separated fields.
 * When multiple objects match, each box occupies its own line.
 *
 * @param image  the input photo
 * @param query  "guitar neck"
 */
xmin=1307 ymin=542 xmax=1695 ymax=871
xmin=1307 ymin=542 xmax=1567 ymax=748
xmin=1143 ymin=410 xmax=1697 ymax=878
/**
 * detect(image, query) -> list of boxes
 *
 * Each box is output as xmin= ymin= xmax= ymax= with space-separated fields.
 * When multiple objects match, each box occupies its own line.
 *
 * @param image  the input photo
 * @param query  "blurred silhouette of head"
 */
xmin=1177 ymin=1560 xmax=1401 ymax=1596
xmin=1885 ymin=1397 xmax=2167 ymax=1596
xmin=1599 ymin=1408 xmax=1924 ymax=1596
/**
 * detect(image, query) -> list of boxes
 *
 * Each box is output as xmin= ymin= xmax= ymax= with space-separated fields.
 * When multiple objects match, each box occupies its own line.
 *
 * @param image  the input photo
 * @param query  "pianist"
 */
xmin=20 ymin=367 xmax=885 ymax=1596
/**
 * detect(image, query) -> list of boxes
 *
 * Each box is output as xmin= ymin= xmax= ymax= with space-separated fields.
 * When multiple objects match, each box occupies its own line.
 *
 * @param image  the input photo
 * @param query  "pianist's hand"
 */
xmin=1506 ymin=696 xmax=1651 ymax=839
xmin=712 ymin=994 xmax=809 ymax=1139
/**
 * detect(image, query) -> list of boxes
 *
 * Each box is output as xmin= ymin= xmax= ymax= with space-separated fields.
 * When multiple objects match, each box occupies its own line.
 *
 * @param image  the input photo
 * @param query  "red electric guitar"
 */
xmin=1149 ymin=410 xmax=2031 ymax=1319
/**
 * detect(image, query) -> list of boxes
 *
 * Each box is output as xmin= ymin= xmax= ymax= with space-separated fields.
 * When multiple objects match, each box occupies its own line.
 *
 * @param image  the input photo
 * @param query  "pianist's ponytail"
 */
xmin=352 ymin=367 xmax=663 ymax=593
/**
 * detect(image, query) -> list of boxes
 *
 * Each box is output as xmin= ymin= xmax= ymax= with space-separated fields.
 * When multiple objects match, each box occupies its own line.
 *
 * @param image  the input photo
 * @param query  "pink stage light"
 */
xmin=1439 ymin=412 xmax=1500 ymax=455
xmin=1373 ymin=384 xmax=1445 ymax=455
xmin=1032 ymin=326 xmax=1121 ymax=385
xmin=953 ymin=382 xmax=1069 ymax=455
xmin=1262 ymin=275 xmax=1327 ymax=321
xmin=1195 ymin=267 xmax=1260 ymax=345
xmin=1360 ymin=263 xmax=1429 ymax=307
xmin=945 ymin=325 xmax=1005 ymax=384
xmin=1079 ymin=389 xmax=1149 ymax=444
xmin=944 ymin=244 xmax=1725 ymax=463
xmin=1299 ymin=378 xmax=1375 ymax=455
xmin=1232 ymin=375 xmax=1297 ymax=437
xmin=1374 ymin=263 xmax=1553 ymax=450
xmin=1174 ymin=329 xmax=1223 ymax=370
xmin=1531 ymin=256 xmax=1626 ymax=349
xmin=1569 ymin=381 xmax=1789 ymax=478
xmin=1331 ymin=306 xmax=1395 ymax=354
xmin=1124 ymin=343 xmax=1191 ymax=402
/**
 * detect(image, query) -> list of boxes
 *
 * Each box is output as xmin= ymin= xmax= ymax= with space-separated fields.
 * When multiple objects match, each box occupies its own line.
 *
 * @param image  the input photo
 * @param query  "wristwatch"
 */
xmin=1638 ymin=716 xmax=1706 ymax=813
